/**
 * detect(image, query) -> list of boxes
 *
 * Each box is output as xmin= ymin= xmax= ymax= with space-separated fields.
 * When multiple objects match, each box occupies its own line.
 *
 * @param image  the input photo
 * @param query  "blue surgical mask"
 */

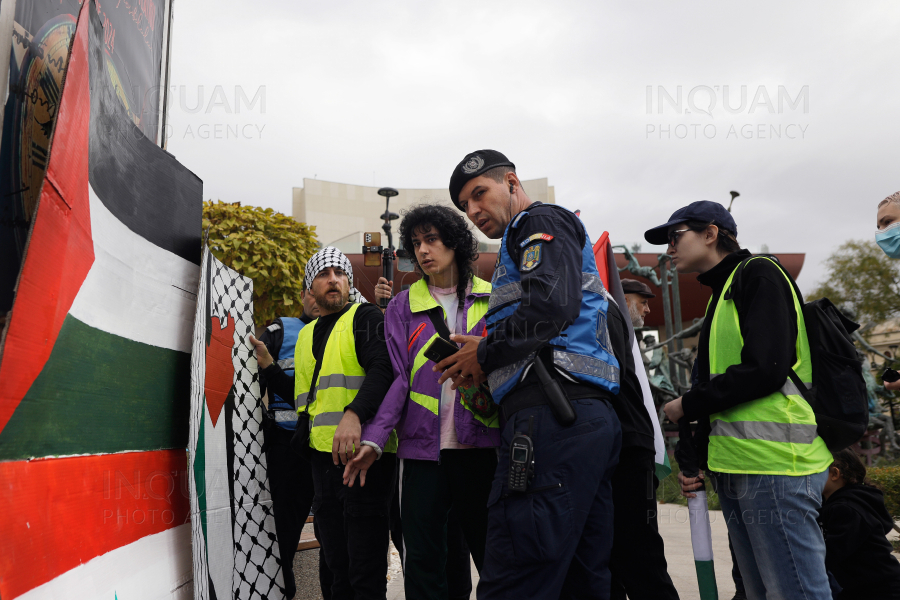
xmin=876 ymin=221 xmax=900 ymax=258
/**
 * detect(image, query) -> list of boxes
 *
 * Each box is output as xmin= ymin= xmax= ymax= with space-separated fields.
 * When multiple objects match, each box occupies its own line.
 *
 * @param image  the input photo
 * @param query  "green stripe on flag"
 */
xmin=695 ymin=559 xmax=718 ymax=600
xmin=0 ymin=315 xmax=191 ymax=460
xmin=656 ymin=451 xmax=672 ymax=481
xmin=195 ymin=400 xmax=209 ymax=558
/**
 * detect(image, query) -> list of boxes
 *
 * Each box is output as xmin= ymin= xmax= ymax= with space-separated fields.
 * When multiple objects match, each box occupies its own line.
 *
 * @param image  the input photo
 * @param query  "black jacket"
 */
xmin=606 ymin=301 xmax=655 ymax=454
xmin=818 ymin=484 xmax=900 ymax=600
xmin=680 ymin=250 xmax=798 ymax=466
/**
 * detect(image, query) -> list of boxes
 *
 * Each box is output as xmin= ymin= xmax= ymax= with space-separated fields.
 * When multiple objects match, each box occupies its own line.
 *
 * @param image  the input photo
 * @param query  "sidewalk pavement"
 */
xmin=297 ymin=505 xmax=900 ymax=600
xmin=385 ymin=503 xmax=737 ymax=600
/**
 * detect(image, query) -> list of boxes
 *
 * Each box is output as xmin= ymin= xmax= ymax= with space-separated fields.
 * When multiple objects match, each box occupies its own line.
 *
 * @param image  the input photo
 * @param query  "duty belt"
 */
xmin=499 ymin=381 xmax=612 ymax=422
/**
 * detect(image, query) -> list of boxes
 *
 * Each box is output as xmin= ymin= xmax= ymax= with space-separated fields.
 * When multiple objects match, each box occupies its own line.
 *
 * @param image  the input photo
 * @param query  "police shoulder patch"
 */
xmin=521 ymin=243 xmax=542 ymax=271
xmin=519 ymin=233 xmax=555 ymax=248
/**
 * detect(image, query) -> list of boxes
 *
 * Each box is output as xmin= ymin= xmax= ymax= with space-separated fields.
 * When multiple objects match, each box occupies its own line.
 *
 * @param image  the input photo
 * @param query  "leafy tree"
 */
xmin=202 ymin=200 xmax=318 ymax=324
xmin=808 ymin=239 xmax=900 ymax=325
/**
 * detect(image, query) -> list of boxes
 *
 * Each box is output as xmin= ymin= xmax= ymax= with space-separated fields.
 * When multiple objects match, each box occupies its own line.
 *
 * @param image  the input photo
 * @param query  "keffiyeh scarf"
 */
xmin=305 ymin=246 xmax=368 ymax=304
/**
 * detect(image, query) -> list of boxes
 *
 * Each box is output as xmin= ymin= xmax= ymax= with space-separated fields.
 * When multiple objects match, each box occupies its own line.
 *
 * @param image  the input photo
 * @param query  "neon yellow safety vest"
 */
xmin=707 ymin=257 xmax=831 ymax=475
xmin=295 ymin=303 xmax=398 ymax=453
xmin=406 ymin=277 xmax=499 ymax=431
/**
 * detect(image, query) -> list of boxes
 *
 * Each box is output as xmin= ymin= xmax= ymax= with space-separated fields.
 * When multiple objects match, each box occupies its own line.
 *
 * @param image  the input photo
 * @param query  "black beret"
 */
xmin=448 ymin=149 xmax=515 ymax=210
xmin=621 ymin=278 xmax=656 ymax=298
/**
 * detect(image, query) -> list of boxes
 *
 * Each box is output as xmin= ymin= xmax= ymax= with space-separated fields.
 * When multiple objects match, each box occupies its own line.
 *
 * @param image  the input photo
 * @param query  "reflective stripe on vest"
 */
xmin=706 ymin=257 xmax=831 ymax=476
xmin=485 ymin=207 xmax=620 ymax=403
xmin=405 ymin=278 xmax=498 ymax=429
xmin=294 ymin=304 xmax=398 ymax=453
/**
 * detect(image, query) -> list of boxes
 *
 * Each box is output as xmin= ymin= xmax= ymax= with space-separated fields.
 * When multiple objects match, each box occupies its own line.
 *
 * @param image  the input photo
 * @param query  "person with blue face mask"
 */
xmin=876 ymin=192 xmax=900 ymax=395
xmin=876 ymin=191 xmax=900 ymax=259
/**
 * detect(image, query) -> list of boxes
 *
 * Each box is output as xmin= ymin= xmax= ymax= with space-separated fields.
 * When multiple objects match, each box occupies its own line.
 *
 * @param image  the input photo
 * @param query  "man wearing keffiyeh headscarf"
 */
xmin=304 ymin=246 xmax=369 ymax=306
xmin=249 ymin=246 xmax=397 ymax=598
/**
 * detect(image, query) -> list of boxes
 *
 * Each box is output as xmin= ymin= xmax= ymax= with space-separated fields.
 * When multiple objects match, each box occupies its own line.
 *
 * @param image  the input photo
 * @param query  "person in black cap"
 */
xmin=621 ymin=278 xmax=655 ymax=330
xmin=646 ymin=201 xmax=834 ymax=600
xmin=436 ymin=150 xmax=623 ymax=599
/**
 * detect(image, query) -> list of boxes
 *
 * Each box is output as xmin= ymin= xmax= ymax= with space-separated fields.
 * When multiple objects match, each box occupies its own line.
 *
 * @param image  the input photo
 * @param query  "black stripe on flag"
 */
xmin=87 ymin=3 xmax=202 ymax=266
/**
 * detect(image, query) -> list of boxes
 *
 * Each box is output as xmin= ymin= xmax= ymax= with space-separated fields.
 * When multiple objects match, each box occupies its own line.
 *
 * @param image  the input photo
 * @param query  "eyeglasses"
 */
xmin=667 ymin=229 xmax=691 ymax=248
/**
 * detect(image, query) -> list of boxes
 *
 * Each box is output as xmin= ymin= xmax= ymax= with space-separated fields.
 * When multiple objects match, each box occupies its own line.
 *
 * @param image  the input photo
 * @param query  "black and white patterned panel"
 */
xmin=209 ymin=253 xmax=286 ymax=600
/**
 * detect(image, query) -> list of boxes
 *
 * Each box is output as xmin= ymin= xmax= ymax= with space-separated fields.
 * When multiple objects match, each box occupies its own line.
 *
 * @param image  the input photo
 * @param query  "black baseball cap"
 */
xmin=644 ymin=200 xmax=737 ymax=245
xmin=449 ymin=150 xmax=515 ymax=210
xmin=621 ymin=278 xmax=656 ymax=298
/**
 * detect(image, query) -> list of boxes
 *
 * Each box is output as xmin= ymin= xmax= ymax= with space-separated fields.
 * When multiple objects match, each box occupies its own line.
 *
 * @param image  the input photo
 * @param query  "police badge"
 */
xmin=521 ymin=243 xmax=542 ymax=271
xmin=462 ymin=155 xmax=484 ymax=174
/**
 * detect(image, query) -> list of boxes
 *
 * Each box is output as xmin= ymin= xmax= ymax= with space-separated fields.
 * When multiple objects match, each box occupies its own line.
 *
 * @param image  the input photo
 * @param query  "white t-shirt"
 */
xmin=429 ymin=284 xmax=474 ymax=450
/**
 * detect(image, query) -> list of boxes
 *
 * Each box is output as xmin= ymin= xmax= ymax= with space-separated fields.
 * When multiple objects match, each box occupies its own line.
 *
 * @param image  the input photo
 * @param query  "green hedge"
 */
xmin=868 ymin=465 xmax=900 ymax=520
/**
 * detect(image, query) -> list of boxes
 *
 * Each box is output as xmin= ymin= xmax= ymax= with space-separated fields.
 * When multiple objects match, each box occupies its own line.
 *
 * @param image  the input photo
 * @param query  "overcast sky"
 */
xmin=165 ymin=1 xmax=900 ymax=293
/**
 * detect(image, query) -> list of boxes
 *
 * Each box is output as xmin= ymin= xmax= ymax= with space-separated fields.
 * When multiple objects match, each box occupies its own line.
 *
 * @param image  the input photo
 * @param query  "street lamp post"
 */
xmin=727 ymin=190 xmax=740 ymax=212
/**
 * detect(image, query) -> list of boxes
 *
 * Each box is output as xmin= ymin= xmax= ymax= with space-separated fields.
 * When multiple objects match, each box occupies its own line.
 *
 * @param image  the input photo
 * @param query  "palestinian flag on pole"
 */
xmin=0 ymin=2 xmax=201 ymax=598
xmin=188 ymin=247 xmax=286 ymax=600
xmin=593 ymin=232 xmax=672 ymax=480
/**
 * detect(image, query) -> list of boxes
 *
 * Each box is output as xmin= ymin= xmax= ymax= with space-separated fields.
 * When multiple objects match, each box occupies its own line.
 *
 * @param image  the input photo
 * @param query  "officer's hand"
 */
xmin=885 ymin=379 xmax=900 ymax=391
xmin=663 ymin=396 xmax=685 ymax=424
xmin=343 ymin=445 xmax=377 ymax=488
xmin=248 ymin=334 xmax=273 ymax=369
xmin=374 ymin=277 xmax=393 ymax=304
xmin=332 ymin=409 xmax=362 ymax=466
xmin=678 ymin=471 xmax=705 ymax=499
xmin=434 ymin=334 xmax=486 ymax=389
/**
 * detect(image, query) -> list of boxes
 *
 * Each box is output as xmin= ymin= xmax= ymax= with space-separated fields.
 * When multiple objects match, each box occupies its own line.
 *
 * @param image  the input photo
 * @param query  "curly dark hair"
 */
xmin=399 ymin=204 xmax=479 ymax=305
xmin=831 ymin=447 xmax=870 ymax=486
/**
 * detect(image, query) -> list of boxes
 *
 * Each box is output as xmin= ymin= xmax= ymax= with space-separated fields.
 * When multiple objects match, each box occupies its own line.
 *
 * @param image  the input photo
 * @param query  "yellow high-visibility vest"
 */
xmin=295 ymin=303 xmax=397 ymax=453
xmin=706 ymin=257 xmax=831 ymax=475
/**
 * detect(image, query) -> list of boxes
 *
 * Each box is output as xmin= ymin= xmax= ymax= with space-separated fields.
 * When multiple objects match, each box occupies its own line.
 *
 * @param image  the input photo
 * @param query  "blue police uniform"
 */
xmin=476 ymin=202 xmax=623 ymax=600
xmin=265 ymin=316 xmax=304 ymax=429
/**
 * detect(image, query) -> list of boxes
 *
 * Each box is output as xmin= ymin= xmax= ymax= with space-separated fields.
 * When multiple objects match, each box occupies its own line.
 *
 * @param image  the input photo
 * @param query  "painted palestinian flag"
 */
xmin=188 ymin=247 xmax=286 ymax=600
xmin=0 ymin=3 xmax=200 ymax=599
xmin=593 ymin=232 xmax=672 ymax=481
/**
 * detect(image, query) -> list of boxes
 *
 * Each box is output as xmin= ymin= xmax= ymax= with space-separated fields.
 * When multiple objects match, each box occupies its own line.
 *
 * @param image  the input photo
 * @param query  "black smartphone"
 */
xmin=883 ymin=368 xmax=900 ymax=383
xmin=424 ymin=337 xmax=458 ymax=363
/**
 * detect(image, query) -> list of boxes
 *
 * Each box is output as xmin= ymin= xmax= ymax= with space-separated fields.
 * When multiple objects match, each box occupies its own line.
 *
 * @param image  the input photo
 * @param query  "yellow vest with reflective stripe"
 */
xmin=295 ymin=303 xmax=398 ymax=453
xmin=406 ymin=277 xmax=499 ymax=430
xmin=707 ymin=257 xmax=831 ymax=475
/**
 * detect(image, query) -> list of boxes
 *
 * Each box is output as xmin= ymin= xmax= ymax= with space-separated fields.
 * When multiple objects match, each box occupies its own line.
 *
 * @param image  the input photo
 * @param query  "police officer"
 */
xmin=434 ymin=150 xmax=622 ymax=599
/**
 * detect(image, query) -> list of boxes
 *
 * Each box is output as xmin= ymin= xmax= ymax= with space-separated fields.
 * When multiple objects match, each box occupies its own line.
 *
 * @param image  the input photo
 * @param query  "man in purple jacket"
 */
xmin=344 ymin=205 xmax=500 ymax=600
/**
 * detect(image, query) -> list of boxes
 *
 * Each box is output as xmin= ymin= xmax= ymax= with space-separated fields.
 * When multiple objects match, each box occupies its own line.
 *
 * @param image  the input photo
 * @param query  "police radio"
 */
xmin=508 ymin=416 xmax=535 ymax=493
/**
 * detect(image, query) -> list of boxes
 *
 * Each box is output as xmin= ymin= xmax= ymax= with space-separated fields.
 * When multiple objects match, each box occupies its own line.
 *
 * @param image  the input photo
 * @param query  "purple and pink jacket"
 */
xmin=361 ymin=277 xmax=500 ymax=461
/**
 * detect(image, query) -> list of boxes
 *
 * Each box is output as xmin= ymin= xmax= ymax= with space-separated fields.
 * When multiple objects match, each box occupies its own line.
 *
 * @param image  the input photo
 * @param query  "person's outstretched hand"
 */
xmin=248 ymin=334 xmax=273 ymax=369
xmin=343 ymin=445 xmax=378 ymax=488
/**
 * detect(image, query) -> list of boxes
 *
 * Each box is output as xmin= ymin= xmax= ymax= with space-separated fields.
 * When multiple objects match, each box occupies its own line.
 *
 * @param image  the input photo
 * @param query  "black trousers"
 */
xmin=609 ymin=448 xmax=679 ymax=600
xmin=310 ymin=450 xmax=396 ymax=600
xmin=264 ymin=419 xmax=317 ymax=599
xmin=390 ymin=471 xmax=476 ymax=600
xmin=399 ymin=449 xmax=497 ymax=600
